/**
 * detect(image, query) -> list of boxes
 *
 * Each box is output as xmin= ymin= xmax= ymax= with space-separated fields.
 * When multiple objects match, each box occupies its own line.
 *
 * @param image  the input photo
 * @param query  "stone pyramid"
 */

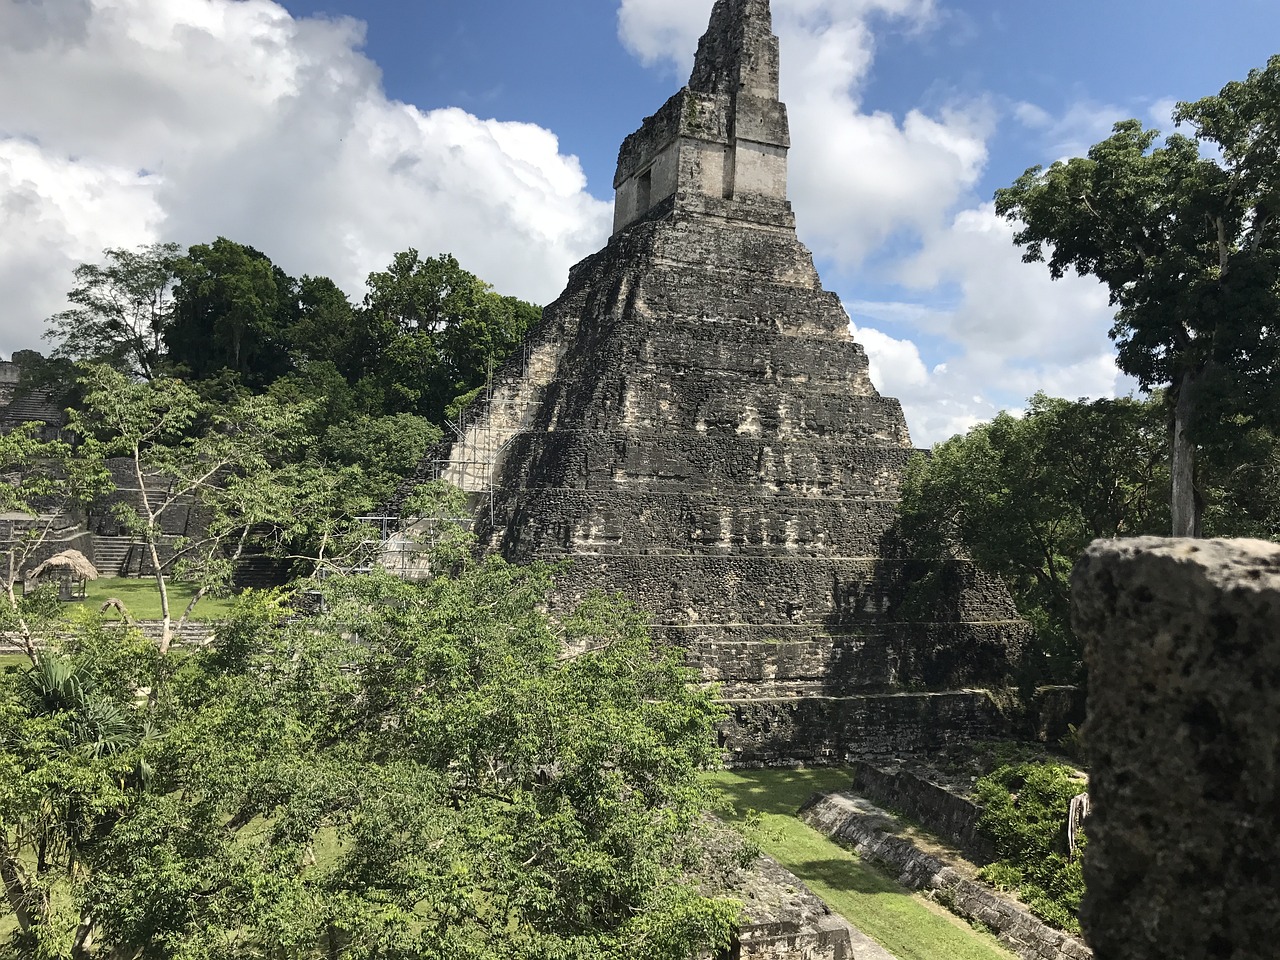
xmin=420 ymin=0 xmax=1026 ymax=764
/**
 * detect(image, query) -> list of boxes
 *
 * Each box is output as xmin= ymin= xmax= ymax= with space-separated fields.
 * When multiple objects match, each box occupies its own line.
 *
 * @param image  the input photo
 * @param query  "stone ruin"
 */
xmin=1073 ymin=538 xmax=1280 ymax=960
xmin=407 ymin=0 xmax=1028 ymax=764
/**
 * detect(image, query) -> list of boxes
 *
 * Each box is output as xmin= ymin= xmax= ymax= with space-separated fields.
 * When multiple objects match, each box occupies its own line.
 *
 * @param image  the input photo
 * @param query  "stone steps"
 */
xmin=683 ymin=623 xmax=1026 ymax=696
xmin=0 ymin=391 xmax=64 ymax=426
xmin=494 ymin=432 xmax=916 ymax=497
xmin=538 ymin=554 xmax=1019 ymax=626
xmin=93 ymin=537 xmax=141 ymax=577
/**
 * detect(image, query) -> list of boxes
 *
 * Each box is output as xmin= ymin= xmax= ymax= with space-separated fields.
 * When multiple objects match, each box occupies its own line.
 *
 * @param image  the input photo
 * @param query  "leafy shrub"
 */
xmin=974 ymin=762 xmax=1087 ymax=933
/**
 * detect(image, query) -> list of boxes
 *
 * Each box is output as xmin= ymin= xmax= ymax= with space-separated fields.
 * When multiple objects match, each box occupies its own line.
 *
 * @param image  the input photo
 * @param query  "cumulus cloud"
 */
xmin=1012 ymin=98 xmax=1131 ymax=161
xmin=617 ymin=0 xmax=710 ymax=70
xmin=852 ymin=312 xmax=1126 ymax=447
xmin=848 ymin=205 xmax=1126 ymax=445
xmin=0 ymin=0 xmax=611 ymax=357
xmin=896 ymin=204 xmax=1114 ymax=365
xmin=0 ymin=141 xmax=164 ymax=352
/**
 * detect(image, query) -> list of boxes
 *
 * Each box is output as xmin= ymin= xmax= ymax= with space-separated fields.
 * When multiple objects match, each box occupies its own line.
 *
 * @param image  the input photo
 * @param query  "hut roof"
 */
xmin=30 ymin=549 xmax=100 ymax=581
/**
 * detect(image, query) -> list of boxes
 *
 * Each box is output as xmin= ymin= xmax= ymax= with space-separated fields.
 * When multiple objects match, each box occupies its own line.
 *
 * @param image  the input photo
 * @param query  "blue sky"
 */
xmin=1 ymin=0 xmax=1277 ymax=443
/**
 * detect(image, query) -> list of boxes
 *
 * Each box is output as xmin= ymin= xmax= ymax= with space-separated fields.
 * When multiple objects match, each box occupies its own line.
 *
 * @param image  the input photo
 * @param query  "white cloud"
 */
xmin=851 ymin=315 xmax=1127 ymax=447
xmin=847 ymin=205 xmax=1127 ymax=445
xmin=617 ymin=0 xmax=710 ymax=71
xmin=896 ymin=204 xmax=1114 ymax=364
xmin=0 ymin=140 xmax=163 ymax=352
xmin=1148 ymin=97 xmax=1179 ymax=132
xmin=1012 ymin=98 xmax=1129 ymax=161
xmin=849 ymin=321 xmax=928 ymax=393
xmin=0 ymin=0 xmax=611 ymax=358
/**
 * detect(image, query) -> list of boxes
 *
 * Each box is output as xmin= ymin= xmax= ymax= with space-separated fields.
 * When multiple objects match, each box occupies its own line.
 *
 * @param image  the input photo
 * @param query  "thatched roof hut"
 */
xmin=30 ymin=549 xmax=100 ymax=582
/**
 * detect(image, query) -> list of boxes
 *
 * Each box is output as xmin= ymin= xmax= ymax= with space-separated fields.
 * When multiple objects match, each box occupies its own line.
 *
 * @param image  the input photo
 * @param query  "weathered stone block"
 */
xmin=722 ymin=692 xmax=1006 ymax=766
xmin=1073 ymin=538 xmax=1280 ymax=960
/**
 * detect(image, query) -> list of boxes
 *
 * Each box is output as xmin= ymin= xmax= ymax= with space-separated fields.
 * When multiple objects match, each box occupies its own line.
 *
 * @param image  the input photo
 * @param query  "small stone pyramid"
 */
xmin=419 ymin=0 xmax=1026 ymax=764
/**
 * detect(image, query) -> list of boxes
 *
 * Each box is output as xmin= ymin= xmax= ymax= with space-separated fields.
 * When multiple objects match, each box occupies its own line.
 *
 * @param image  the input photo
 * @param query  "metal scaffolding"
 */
xmin=347 ymin=345 xmax=549 ymax=581
xmin=430 ymin=346 xmax=542 ymax=527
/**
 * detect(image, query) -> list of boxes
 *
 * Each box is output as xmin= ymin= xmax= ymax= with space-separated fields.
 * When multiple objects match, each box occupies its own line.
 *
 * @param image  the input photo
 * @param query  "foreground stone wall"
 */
xmin=1073 ymin=538 xmax=1280 ymax=960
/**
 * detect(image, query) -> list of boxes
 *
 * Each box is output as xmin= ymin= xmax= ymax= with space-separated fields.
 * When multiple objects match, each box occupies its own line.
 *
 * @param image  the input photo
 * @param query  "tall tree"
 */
xmin=0 ymin=624 xmax=161 ymax=958
xmin=2 ymin=565 xmax=740 ymax=959
xmin=70 ymin=365 xmax=310 ymax=653
xmin=355 ymin=251 xmax=540 ymax=423
xmin=43 ymin=243 xmax=181 ymax=381
xmin=995 ymin=56 xmax=1280 ymax=536
xmin=286 ymin=274 xmax=358 ymax=370
xmin=166 ymin=238 xmax=297 ymax=387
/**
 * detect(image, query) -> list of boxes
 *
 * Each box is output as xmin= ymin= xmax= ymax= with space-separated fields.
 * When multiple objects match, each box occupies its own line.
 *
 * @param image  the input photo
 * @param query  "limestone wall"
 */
xmin=723 ymin=692 xmax=1007 ymax=766
xmin=848 ymin=760 xmax=994 ymax=863
xmin=1027 ymin=685 xmax=1087 ymax=745
xmin=733 ymin=138 xmax=788 ymax=198
xmin=613 ymin=0 xmax=791 ymax=234
xmin=6 ymin=531 xmax=95 ymax=579
xmin=1073 ymin=538 xmax=1280 ymax=960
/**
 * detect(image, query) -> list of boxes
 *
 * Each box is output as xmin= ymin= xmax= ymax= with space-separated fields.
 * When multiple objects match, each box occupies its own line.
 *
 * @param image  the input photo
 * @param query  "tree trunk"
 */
xmin=1171 ymin=369 xmax=1202 ymax=538
xmin=72 ymin=914 xmax=97 ymax=959
xmin=1 ymin=837 xmax=35 ymax=934
xmin=151 ymin=539 xmax=173 ymax=655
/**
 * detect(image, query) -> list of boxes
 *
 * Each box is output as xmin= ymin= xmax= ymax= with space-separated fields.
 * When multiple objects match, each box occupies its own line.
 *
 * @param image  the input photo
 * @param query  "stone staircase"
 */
xmin=93 ymin=537 xmax=140 ymax=577
xmin=0 ymin=390 xmax=65 ymax=428
xmin=232 ymin=555 xmax=287 ymax=590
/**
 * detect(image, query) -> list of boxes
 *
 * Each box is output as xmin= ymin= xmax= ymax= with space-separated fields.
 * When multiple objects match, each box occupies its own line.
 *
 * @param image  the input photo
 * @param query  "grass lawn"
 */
xmin=0 ymin=652 xmax=32 ymax=673
xmin=69 ymin=578 xmax=235 ymax=622
xmin=706 ymin=768 xmax=1016 ymax=960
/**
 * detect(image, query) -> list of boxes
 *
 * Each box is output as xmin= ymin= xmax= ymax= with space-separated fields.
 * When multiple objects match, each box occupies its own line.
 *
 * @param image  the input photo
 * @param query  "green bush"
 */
xmin=974 ymin=762 xmax=1087 ymax=933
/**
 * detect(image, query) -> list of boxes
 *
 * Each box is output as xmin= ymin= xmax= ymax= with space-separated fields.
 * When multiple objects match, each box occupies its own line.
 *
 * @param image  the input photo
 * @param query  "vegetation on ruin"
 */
xmin=1 ymin=554 xmax=741 ymax=958
xmin=901 ymin=391 xmax=1280 ymax=689
xmin=899 ymin=393 xmax=1171 ymax=687
xmin=4 ymin=238 xmax=544 ymax=637
xmin=38 ymin=239 xmax=540 ymax=431
xmin=708 ymin=768 xmax=1017 ymax=960
xmin=974 ymin=763 xmax=1089 ymax=933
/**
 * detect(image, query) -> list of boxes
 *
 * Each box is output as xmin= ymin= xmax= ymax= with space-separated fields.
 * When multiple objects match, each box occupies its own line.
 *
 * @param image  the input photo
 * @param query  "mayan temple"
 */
xmin=411 ymin=0 xmax=1026 ymax=764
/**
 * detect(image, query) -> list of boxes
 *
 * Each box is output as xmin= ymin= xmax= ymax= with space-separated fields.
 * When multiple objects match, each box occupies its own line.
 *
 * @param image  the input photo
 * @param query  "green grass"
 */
xmin=707 ymin=768 xmax=1016 ymax=960
xmin=71 ymin=578 xmax=235 ymax=622
xmin=0 ymin=653 xmax=32 ymax=673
